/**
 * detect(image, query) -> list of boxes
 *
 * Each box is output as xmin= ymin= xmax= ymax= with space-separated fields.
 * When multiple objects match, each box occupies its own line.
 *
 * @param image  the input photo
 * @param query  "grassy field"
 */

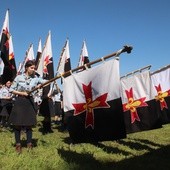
xmin=0 ymin=116 xmax=170 ymax=170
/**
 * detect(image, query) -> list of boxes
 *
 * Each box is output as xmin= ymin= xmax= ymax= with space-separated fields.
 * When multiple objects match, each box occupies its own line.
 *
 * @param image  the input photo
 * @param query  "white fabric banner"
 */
xmin=151 ymin=66 xmax=170 ymax=92
xmin=120 ymin=70 xmax=155 ymax=104
xmin=63 ymin=59 xmax=120 ymax=112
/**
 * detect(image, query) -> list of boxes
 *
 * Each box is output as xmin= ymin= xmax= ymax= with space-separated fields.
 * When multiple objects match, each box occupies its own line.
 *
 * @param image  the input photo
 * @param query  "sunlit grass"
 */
xmin=0 ymin=116 xmax=170 ymax=170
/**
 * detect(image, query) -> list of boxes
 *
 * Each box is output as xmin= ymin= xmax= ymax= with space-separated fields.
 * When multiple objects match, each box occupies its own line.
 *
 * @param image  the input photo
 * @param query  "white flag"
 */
xmin=0 ymin=9 xmax=9 ymax=41
xmin=37 ymin=31 xmax=52 ymax=77
xmin=57 ymin=38 xmax=70 ymax=75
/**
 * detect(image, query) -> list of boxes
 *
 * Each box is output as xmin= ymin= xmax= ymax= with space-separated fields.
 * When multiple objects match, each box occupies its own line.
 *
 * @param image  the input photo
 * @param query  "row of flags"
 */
xmin=0 ymin=10 xmax=170 ymax=144
xmin=0 ymin=10 xmax=89 ymax=85
xmin=63 ymin=59 xmax=170 ymax=143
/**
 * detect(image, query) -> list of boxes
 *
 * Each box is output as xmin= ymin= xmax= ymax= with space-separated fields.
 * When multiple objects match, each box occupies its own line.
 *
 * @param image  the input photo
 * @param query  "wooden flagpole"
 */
xmin=28 ymin=45 xmax=133 ymax=94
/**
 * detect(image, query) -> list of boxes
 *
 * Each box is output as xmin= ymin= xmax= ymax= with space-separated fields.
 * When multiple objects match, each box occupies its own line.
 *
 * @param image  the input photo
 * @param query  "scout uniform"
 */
xmin=8 ymin=73 xmax=46 ymax=126
xmin=0 ymin=83 xmax=13 ymax=117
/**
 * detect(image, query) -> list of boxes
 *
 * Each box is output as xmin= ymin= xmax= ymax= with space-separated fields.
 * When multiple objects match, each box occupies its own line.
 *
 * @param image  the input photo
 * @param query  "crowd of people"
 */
xmin=0 ymin=60 xmax=64 ymax=154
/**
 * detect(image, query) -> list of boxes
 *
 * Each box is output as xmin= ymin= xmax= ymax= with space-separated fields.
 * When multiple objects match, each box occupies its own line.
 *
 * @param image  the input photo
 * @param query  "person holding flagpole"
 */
xmin=8 ymin=60 xmax=47 ymax=154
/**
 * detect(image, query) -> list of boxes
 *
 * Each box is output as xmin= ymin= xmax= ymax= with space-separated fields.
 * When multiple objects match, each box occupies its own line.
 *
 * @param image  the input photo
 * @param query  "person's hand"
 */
xmin=47 ymin=92 xmax=52 ymax=98
xmin=20 ymin=91 xmax=28 ymax=96
xmin=37 ymin=84 xmax=42 ymax=89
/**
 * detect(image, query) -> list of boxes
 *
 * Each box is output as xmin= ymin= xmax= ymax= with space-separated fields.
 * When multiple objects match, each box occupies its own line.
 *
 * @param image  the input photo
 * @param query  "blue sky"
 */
xmin=1 ymin=0 xmax=170 ymax=76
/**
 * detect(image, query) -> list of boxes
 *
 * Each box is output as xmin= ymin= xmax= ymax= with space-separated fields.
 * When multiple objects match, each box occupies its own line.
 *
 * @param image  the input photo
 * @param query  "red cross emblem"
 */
xmin=72 ymin=82 xmax=110 ymax=129
xmin=155 ymin=84 xmax=170 ymax=110
xmin=123 ymin=87 xmax=148 ymax=123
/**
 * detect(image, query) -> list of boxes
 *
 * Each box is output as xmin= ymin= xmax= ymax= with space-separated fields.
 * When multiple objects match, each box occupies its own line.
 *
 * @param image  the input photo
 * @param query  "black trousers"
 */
xmin=14 ymin=126 xmax=32 ymax=144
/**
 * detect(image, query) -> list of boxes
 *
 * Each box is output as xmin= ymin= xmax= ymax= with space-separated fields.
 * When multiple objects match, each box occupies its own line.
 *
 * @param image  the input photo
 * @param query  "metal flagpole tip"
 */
xmin=122 ymin=45 xmax=133 ymax=54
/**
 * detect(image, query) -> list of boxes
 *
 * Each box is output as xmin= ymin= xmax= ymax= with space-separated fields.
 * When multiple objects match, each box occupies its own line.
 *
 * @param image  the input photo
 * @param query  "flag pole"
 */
xmin=121 ymin=65 xmax=151 ymax=78
xmin=151 ymin=64 xmax=170 ymax=75
xmin=28 ymin=45 xmax=133 ymax=94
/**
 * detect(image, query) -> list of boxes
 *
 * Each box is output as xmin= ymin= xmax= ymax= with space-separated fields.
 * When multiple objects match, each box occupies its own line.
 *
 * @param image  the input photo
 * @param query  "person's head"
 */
xmin=25 ymin=60 xmax=36 ymax=76
xmin=5 ymin=81 xmax=12 ymax=87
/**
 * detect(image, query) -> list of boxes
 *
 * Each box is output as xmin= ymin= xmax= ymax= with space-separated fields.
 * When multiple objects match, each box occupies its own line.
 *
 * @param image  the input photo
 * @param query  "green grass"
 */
xmin=0 ymin=116 xmax=170 ymax=170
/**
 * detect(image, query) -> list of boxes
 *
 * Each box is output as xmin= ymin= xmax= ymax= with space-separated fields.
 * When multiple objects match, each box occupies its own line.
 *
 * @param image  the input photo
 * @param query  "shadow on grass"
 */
xmin=132 ymin=138 xmax=163 ymax=147
xmin=62 ymin=137 xmax=74 ymax=145
xmin=93 ymin=142 xmax=130 ymax=156
xmin=62 ymin=137 xmax=163 ymax=156
xmin=57 ymin=148 xmax=114 ymax=170
xmin=116 ymin=138 xmax=162 ymax=151
xmin=114 ymin=144 xmax=170 ymax=170
xmin=57 ymin=145 xmax=170 ymax=170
